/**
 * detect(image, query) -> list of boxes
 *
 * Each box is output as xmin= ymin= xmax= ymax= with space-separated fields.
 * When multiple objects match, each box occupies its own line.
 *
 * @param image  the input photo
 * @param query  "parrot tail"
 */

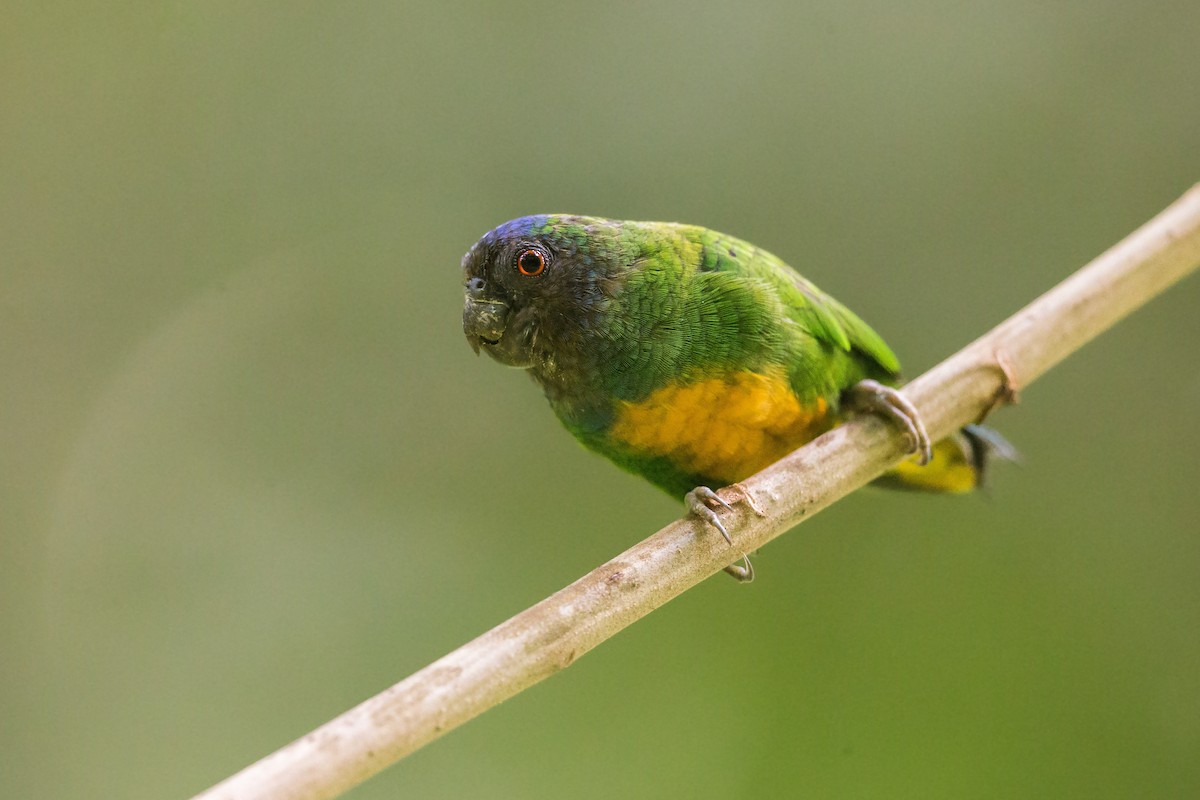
xmin=872 ymin=424 xmax=1019 ymax=493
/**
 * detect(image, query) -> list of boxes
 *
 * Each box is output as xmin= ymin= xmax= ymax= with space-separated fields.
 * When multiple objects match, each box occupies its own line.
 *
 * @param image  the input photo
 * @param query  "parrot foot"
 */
xmin=685 ymin=485 xmax=757 ymax=583
xmin=847 ymin=379 xmax=933 ymax=465
xmin=723 ymin=555 xmax=755 ymax=583
xmin=686 ymin=486 xmax=735 ymax=544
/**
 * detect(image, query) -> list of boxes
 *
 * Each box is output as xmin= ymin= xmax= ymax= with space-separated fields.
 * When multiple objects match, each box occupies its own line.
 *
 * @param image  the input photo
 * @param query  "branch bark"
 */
xmin=194 ymin=185 xmax=1200 ymax=800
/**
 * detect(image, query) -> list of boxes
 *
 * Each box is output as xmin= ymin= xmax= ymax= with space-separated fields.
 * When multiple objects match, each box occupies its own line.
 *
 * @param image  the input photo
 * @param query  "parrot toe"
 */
xmin=686 ymin=485 xmax=733 ymax=542
xmin=847 ymin=379 xmax=933 ymax=465
xmin=722 ymin=556 xmax=755 ymax=582
xmin=685 ymin=486 xmax=756 ymax=582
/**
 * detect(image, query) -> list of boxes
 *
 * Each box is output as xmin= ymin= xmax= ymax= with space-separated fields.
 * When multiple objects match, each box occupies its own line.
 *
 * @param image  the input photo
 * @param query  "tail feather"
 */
xmin=872 ymin=424 xmax=1018 ymax=493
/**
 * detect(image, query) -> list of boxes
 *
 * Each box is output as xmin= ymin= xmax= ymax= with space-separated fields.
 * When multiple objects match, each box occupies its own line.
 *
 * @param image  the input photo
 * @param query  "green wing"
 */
xmin=689 ymin=226 xmax=901 ymax=379
xmin=777 ymin=265 xmax=901 ymax=377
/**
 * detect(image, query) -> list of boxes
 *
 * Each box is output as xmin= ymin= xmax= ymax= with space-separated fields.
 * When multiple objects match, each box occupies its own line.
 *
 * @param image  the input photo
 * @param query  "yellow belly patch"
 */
xmin=608 ymin=369 xmax=831 ymax=483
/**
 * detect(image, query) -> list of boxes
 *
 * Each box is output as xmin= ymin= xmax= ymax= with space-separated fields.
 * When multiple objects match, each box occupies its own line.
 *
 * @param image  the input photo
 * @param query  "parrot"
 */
xmin=461 ymin=215 xmax=1015 ymax=580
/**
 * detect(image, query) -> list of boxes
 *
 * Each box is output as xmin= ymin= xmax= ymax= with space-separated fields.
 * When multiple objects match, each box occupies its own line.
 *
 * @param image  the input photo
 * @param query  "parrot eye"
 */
xmin=516 ymin=248 xmax=547 ymax=277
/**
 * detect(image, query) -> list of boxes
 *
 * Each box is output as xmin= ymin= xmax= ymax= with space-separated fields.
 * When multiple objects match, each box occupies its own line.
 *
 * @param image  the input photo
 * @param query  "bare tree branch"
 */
xmin=193 ymin=185 xmax=1200 ymax=800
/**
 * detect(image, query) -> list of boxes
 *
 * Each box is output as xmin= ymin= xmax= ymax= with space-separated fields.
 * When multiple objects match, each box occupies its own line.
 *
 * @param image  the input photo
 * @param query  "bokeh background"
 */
xmin=4 ymin=2 xmax=1199 ymax=798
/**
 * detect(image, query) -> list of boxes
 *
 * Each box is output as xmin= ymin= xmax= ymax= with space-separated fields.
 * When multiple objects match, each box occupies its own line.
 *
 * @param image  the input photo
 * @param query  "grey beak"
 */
xmin=463 ymin=296 xmax=511 ymax=354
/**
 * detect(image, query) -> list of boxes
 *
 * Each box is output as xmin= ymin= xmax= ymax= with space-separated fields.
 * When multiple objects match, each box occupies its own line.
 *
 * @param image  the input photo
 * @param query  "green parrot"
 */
xmin=462 ymin=215 xmax=1013 ymax=580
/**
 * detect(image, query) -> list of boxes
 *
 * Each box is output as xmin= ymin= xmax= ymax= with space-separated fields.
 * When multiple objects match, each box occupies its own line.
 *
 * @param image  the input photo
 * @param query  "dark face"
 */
xmin=461 ymin=215 xmax=622 ymax=372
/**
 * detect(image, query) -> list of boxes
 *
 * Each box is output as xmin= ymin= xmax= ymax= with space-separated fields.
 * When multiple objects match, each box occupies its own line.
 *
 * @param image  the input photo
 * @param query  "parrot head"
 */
xmin=461 ymin=215 xmax=627 ymax=372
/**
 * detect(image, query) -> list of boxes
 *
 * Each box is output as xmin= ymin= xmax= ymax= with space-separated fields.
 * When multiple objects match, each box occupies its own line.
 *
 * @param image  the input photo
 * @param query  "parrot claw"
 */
xmin=723 ymin=554 xmax=755 ymax=583
xmin=686 ymin=486 xmax=734 ymax=544
xmin=847 ymin=379 xmax=933 ymax=465
xmin=685 ymin=485 xmax=757 ymax=583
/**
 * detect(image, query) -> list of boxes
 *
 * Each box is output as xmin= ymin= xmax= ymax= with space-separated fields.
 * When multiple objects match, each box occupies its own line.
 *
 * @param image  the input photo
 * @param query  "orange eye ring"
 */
xmin=516 ymin=248 xmax=546 ymax=277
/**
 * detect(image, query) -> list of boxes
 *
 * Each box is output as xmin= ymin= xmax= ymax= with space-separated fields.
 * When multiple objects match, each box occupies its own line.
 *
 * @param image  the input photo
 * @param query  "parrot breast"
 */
xmin=606 ymin=368 xmax=833 ymax=485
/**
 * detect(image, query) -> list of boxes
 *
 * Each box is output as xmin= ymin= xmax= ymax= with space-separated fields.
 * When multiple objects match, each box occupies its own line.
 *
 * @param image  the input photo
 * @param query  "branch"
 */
xmin=194 ymin=185 xmax=1200 ymax=800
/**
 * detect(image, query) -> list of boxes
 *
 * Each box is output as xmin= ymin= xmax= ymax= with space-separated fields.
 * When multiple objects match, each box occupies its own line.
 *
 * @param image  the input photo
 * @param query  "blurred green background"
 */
xmin=3 ymin=2 xmax=1199 ymax=798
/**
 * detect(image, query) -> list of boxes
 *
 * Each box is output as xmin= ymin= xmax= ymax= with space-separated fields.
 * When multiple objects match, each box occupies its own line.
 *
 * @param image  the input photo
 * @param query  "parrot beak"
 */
xmin=463 ymin=296 xmax=536 ymax=368
xmin=463 ymin=296 xmax=511 ymax=354
xmin=463 ymin=274 xmax=536 ymax=368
